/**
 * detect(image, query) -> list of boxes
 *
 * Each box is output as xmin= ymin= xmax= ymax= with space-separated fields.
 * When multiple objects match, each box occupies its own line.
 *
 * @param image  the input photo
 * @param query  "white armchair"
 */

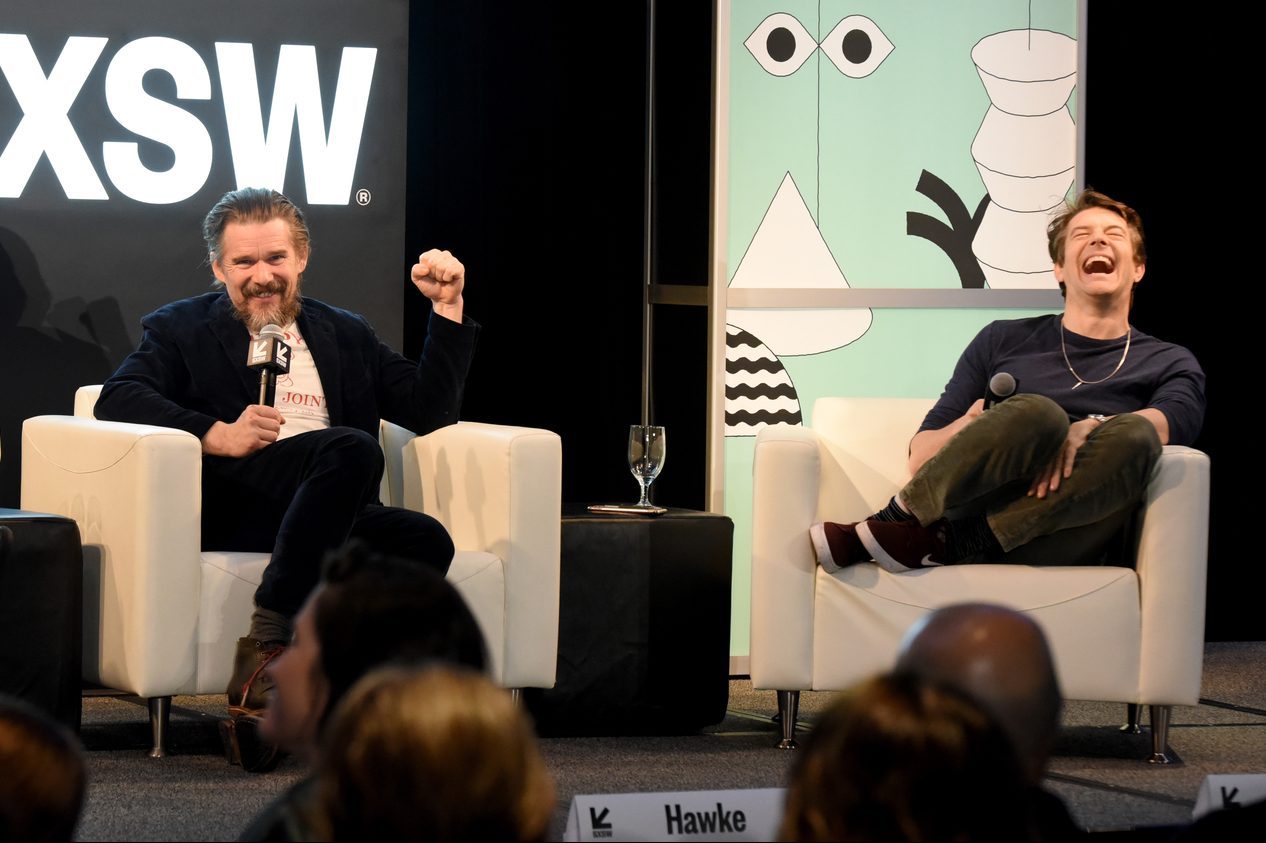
xmin=750 ymin=397 xmax=1210 ymax=763
xmin=22 ymin=386 xmax=561 ymax=756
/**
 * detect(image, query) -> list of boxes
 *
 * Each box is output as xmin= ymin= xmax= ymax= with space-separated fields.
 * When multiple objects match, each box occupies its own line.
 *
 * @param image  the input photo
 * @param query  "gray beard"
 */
xmin=234 ymin=294 xmax=302 ymax=335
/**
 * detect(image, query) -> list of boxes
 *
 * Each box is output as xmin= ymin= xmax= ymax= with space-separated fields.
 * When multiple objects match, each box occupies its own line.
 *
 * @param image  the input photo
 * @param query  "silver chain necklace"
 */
xmin=1060 ymin=319 xmax=1131 ymax=390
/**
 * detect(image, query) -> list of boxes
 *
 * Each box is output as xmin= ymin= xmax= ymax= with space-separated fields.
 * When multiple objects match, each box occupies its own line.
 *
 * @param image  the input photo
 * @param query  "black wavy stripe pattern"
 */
xmin=726 ymin=358 xmax=784 ymax=375
xmin=726 ymin=326 xmax=802 ymax=426
xmin=726 ymin=338 xmax=767 ymax=353
xmin=726 ymin=383 xmax=797 ymax=400
xmin=725 ymin=408 xmax=804 ymax=425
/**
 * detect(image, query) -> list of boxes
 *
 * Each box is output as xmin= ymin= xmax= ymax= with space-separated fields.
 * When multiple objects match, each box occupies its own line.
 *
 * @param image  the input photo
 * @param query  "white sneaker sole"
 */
xmin=856 ymin=521 xmax=920 ymax=574
xmin=809 ymin=523 xmax=843 ymax=574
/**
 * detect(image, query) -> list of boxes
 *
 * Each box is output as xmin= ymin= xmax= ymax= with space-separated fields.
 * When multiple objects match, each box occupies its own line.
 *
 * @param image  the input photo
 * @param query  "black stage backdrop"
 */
xmin=1084 ymin=5 xmax=1246 ymax=640
xmin=404 ymin=2 xmax=712 ymax=516
xmin=0 ymin=0 xmax=408 ymax=505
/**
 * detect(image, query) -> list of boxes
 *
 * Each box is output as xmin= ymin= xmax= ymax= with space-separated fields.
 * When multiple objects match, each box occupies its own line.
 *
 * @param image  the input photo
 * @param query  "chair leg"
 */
xmin=147 ymin=696 xmax=171 ymax=758
xmin=1147 ymin=704 xmax=1182 ymax=765
xmin=509 ymin=688 xmax=522 ymax=706
xmin=1120 ymin=702 xmax=1142 ymax=734
xmin=777 ymin=690 xmax=800 ymax=750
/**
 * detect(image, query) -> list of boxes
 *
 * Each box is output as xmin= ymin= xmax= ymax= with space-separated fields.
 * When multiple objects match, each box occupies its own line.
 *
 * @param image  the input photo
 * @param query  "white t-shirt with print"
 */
xmin=263 ymin=321 xmax=330 ymax=439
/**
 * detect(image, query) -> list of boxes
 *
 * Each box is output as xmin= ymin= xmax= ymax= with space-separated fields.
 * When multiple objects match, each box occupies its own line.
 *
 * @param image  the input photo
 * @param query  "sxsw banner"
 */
xmin=712 ymin=0 xmax=1080 ymax=663
xmin=0 ymin=0 xmax=408 ymax=505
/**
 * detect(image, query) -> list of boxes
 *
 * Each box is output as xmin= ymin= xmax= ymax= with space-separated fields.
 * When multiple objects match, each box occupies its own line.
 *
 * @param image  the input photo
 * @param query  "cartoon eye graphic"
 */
xmin=744 ymin=13 xmax=817 ymax=77
xmin=820 ymin=15 xmax=894 ymax=78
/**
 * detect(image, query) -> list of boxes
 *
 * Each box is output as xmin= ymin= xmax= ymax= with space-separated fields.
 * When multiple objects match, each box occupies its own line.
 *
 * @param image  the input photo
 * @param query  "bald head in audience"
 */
xmin=896 ymin=603 xmax=1061 ymax=784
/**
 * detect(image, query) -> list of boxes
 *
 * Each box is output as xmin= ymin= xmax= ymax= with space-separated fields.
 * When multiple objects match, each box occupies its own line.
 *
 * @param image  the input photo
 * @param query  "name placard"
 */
xmin=564 ymin=788 xmax=785 ymax=842
xmin=1193 ymin=774 xmax=1266 ymax=819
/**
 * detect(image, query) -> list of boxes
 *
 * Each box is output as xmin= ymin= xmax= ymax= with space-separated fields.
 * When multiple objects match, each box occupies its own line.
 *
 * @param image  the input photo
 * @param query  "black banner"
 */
xmin=1 ymin=0 xmax=408 ymax=505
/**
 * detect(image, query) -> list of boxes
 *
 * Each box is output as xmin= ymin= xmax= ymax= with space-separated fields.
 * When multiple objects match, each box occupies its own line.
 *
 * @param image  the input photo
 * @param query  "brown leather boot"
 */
xmin=225 ymin=636 xmax=285 ymax=717
xmin=219 ymin=714 xmax=284 ymax=773
xmin=222 ymin=637 xmax=287 ymax=772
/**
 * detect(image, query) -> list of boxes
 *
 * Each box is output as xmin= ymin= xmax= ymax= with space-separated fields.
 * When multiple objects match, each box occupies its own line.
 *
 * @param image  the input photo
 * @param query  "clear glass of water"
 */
xmin=628 ymin=425 xmax=666 ymax=507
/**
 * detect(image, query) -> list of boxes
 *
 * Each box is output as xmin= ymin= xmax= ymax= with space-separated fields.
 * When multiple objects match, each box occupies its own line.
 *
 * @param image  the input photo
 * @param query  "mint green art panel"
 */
xmin=727 ymin=0 xmax=1079 ymax=294
xmin=720 ymin=0 xmax=1078 ymax=660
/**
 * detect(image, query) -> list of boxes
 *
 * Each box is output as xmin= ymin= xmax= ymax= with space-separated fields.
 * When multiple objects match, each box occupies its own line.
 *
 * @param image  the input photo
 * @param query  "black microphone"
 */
xmin=984 ymin=372 xmax=1016 ymax=410
xmin=246 ymin=324 xmax=291 ymax=406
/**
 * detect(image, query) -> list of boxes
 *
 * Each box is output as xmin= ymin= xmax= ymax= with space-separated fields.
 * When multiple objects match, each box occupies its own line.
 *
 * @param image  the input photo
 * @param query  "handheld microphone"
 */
xmin=984 ymin=372 xmax=1016 ymax=410
xmin=246 ymin=324 xmax=291 ymax=406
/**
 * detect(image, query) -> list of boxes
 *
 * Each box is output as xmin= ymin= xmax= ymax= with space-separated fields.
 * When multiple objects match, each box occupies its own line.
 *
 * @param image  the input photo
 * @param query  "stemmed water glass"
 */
xmin=627 ymin=425 xmax=666 ymax=508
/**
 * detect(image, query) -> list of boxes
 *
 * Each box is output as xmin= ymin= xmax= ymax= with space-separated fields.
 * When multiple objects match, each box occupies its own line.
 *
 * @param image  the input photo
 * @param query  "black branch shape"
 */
xmin=906 ymin=169 xmax=990 ymax=289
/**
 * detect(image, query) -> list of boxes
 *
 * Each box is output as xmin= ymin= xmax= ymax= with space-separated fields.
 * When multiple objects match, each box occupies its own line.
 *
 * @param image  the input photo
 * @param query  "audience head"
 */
xmin=895 ymin=602 xmax=1061 ymax=784
xmin=316 ymin=664 xmax=555 ymax=842
xmin=779 ymin=673 xmax=1031 ymax=842
xmin=0 ymin=696 xmax=86 ymax=843
xmin=261 ymin=542 xmax=487 ymax=761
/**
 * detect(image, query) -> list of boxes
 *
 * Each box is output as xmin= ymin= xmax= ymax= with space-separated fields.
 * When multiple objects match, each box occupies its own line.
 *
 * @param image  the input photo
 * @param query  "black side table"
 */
xmin=0 ymin=509 xmax=83 ymax=731
xmin=525 ymin=506 xmax=733 ymax=736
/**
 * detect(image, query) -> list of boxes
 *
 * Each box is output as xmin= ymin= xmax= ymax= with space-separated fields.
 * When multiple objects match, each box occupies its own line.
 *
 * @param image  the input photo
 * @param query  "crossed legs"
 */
xmin=814 ymin=395 xmax=1162 ymax=571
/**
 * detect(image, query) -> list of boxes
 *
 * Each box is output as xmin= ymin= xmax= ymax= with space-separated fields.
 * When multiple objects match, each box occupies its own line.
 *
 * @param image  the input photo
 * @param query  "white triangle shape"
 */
xmin=728 ymin=173 xmax=871 ymax=356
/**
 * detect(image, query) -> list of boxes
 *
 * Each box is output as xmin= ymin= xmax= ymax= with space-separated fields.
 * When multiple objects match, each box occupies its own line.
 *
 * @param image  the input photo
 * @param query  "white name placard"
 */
xmin=1193 ymin=774 xmax=1266 ymax=819
xmin=564 ymin=788 xmax=786 ymax=842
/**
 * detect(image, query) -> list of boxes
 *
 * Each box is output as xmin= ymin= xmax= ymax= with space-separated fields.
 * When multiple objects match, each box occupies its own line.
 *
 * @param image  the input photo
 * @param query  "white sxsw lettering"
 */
xmin=0 ymin=34 xmax=377 ymax=205
xmin=0 ymin=34 xmax=109 ymax=199
xmin=216 ymin=43 xmax=377 ymax=205
xmin=103 ymin=37 xmax=212 ymax=204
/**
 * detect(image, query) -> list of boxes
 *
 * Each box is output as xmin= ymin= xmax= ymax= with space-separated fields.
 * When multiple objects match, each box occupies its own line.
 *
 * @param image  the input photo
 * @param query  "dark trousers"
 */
xmin=902 ymin=394 xmax=1163 ymax=566
xmin=201 ymin=427 xmax=454 ymax=617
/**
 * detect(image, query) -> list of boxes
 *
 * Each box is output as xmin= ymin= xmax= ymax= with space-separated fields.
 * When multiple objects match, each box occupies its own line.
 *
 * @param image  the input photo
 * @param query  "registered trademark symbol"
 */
xmin=355 ymin=188 xmax=372 ymax=206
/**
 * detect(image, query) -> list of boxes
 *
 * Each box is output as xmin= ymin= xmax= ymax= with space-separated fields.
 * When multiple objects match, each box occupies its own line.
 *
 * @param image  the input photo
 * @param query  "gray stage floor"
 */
xmin=72 ymin=642 xmax=1266 ymax=841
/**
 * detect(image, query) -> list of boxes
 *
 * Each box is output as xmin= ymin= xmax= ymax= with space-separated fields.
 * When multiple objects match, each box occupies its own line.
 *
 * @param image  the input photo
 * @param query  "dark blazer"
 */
xmin=95 ymin=292 xmax=478 ymax=440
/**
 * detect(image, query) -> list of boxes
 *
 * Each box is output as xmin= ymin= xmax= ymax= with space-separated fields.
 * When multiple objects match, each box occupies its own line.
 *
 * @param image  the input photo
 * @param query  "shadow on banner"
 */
xmin=0 ymin=227 xmax=127 ymax=507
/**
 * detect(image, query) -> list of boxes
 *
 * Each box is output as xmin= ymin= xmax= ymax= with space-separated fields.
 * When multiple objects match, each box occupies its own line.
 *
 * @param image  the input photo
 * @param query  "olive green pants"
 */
xmin=901 ymin=394 xmax=1162 ymax=566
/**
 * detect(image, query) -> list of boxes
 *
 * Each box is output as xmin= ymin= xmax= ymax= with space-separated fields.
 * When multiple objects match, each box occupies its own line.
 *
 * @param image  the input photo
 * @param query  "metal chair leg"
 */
xmin=777 ymin=690 xmax=800 ymax=750
xmin=1120 ymin=702 xmax=1142 ymax=734
xmin=1147 ymin=704 xmax=1181 ymax=765
xmin=147 ymin=696 xmax=171 ymax=758
xmin=509 ymin=688 xmax=523 ymax=706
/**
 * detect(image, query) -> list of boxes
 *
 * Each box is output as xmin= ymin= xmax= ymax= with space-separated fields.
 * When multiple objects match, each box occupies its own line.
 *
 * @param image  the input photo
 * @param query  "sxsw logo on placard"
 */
xmin=248 ymin=339 xmax=289 ymax=368
xmin=589 ymin=806 xmax=612 ymax=838
xmin=0 ymin=34 xmax=376 ymax=205
xmin=248 ymin=340 xmax=269 ymax=366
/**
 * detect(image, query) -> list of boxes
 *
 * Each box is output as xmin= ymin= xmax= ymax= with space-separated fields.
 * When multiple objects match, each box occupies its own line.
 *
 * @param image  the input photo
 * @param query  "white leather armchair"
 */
xmin=22 ymin=386 xmax=561 ymax=755
xmin=750 ymin=397 xmax=1210 ymax=763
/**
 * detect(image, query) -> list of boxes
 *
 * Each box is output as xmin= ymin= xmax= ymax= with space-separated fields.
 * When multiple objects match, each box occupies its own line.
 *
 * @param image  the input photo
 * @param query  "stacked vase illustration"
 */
xmin=970 ymin=29 xmax=1077 ymax=288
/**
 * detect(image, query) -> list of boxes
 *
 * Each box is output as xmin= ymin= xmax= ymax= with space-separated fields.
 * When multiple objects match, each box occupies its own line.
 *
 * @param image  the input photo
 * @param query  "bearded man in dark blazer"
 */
xmin=95 ymin=187 xmax=477 ymax=743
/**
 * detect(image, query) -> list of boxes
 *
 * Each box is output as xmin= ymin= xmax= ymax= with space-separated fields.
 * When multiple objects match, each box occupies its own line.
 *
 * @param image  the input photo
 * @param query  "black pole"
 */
xmin=640 ymin=0 xmax=656 ymax=427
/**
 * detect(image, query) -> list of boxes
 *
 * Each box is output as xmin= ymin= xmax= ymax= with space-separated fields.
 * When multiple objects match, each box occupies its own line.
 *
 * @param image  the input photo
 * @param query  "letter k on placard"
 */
xmin=589 ymin=807 xmax=611 ymax=829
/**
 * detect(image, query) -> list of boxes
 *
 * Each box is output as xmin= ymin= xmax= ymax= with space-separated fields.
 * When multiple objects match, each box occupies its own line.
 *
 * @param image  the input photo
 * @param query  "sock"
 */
xmin=248 ymin=607 xmax=292 ymax=646
xmin=944 ymin=516 xmax=1003 ymax=563
xmin=871 ymin=495 xmax=916 ymax=523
